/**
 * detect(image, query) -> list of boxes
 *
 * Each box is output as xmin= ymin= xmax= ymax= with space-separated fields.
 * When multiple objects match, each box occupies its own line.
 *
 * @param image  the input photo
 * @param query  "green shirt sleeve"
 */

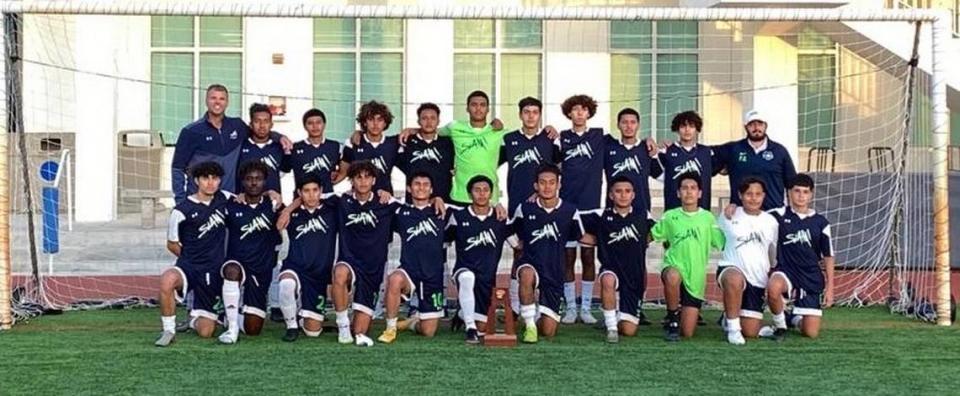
xmin=438 ymin=123 xmax=452 ymax=137
xmin=708 ymin=213 xmax=725 ymax=251
xmin=651 ymin=216 xmax=668 ymax=242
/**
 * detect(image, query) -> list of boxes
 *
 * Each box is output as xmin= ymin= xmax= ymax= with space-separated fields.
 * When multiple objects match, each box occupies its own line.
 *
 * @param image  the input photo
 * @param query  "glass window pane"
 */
xmin=657 ymin=21 xmax=698 ymax=50
xmin=314 ymin=18 xmax=356 ymax=48
xmin=500 ymin=54 xmax=541 ymax=130
xmin=454 ymin=20 xmax=494 ymax=48
xmin=453 ymin=54 xmax=495 ymax=115
xmin=798 ymin=27 xmax=834 ymax=50
xmin=151 ymin=16 xmax=193 ymax=47
xmin=798 ymin=54 xmax=836 ymax=147
xmin=610 ymin=21 xmax=652 ymax=50
xmin=199 ymin=17 xmax=242 ymax=47
xmin=610 ymin=54 xmax=653 ymax=138
xmin=199 ymin=53 xmax=243 ymax=119
xmin=361 ymin=19 xmax=403 ymax=48
xmin=151 ymin=53 xmax=194 ymax=145
xmin=314 ymin=53 xmax=356 ymax=141
xmin=502 ymin=20 xmax=542 ymax=48
xmin=360 ymin=53 xmax=404 ymax=134
xmin=912 ymin=88 xmax=932 ymax=147
xmin=656 ymin=54 xmax=698 ymax=140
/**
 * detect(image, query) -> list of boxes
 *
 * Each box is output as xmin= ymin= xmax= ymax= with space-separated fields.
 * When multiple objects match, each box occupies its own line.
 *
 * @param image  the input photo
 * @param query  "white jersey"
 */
xmin=718 ymin=207 xmax=779 ymax=288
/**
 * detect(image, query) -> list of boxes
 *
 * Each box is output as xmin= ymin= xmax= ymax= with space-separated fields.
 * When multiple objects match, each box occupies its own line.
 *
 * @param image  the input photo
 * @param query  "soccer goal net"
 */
xmin=0 ymin=2 xmax=952 ymax=328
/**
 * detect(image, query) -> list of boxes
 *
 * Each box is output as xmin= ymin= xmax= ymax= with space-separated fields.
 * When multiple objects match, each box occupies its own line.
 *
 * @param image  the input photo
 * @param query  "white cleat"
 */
xmin=561 ymin=308 xmax=579 ymax=324
xmin=727 ymin=330 xmax=746 ymax=345
xmin=338 ymin=329 xmax=354 ymax=344
xmin=218 ymin=330 xmax=239 ymax=345
xmin=154 ymin=331 xmax=175 ymax=347
xmin=354 ymin=333 xmax=374 ymax=347
xmin=579 ymin=309 xmax=598 ymax=325
xmin=758 ymin=325 xmax=775 ymax=338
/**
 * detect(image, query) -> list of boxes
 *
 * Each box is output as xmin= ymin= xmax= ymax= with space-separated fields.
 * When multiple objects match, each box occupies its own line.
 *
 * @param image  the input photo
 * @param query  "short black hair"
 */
xmin=297 ymin=174 xmax=323 ymax=191
xmin=239 ymin=160 xmax=270 ymax=180
xmin=737 ymin=176 xmax=767 ymax=195
xmin=206 ymin=84 xmax=228 ymax=95
xmin=518 ymin=97 xmax=542 ymax=112
xmin=671 ymin=110 xmax=703 ymax=133
xmin=608 ymin=175 xmax=635 ymax=191
xmin=677 ymin=172 xmax=701 ymax=190
xmin=467 ymin=90 xmax=489 ymax=106
xmin=348 ymin=160 xmax=379 ymax=180
xmin=249 ymin=103 xmax=271 ymax=120
xmin=302 ymin=108 xmax=327 ymax=127
xmin=789 ymin=173 xmax=816 ymax=190
xmin=536 ymin=163 xmax=562 ymax=180
xmin=191 ymin=161 xmax=224 ymax=179
xmin=467 ymin=175 xmax=494 ymax=194
xmin=417 ymin=102 xmax=441 ymax=118
xmin=407 ymin=171 xmax=433 ymax=187
xmin=616 ymin=108 xmax=640 ymax=124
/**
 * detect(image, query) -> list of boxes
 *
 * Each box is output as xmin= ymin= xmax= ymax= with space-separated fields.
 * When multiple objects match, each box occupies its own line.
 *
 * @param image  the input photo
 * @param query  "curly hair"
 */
xmin=356 ymin=100 xmax=394 ymax=132
xmin=347 ymin=160 xmax=379 ymax=180
xmin=671 ymin=110 xmax=703 ymax=133
xmin=560 ymin=94 xmax=598 ymax=120
xmin=239 ymin=160 xmax=270 ymax=180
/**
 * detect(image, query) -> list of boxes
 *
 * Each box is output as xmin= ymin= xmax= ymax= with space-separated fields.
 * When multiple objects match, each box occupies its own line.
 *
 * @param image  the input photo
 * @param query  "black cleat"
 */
xmin=270 ymin=308 xmax=284 ymax=323
xmin=773 ymin=328 xmax=787 ymax=342
xmin=637 ymin=311 xmax=651 ymax=326
xmin=465 ymin=328 xmax=480 ymax=344
xmin=175 ymin=319 xmax=191 ymax=333
xmin=664 ymin=321 xmax=680 ymax=342
xmin=282 ymin=328 xmax=299 ymax=342
xmin=450 ymin=309 xmax=465 ymax=332
xmin=697 ymin=314 xmax=706 ymax=326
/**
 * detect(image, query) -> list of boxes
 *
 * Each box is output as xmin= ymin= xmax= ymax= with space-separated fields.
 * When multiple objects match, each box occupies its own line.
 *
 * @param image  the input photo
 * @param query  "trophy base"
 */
xmin=482 ymin=333 xmax=518 ymax=347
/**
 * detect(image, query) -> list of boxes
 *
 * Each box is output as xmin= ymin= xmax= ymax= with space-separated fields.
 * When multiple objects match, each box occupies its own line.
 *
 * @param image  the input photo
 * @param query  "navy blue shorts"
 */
xmin=280 ymin=262 xmax=332 ymax=321
xmin=600 ymin=265 xmax=646 ymax=324
xmin=397 ymin=269 xmax=444 ymax=320
xmin=771 ymin=271 xmax=823 ymax=317
xmin=339 ymin=260 xmax=383 ymax=317
xmin=453 ymin=267 xmax=497 ymax=323
xmin=515 ymin=263 xmax=562 ymax=321
xmin=717 ymin=266 xmax=766 ymax=319
xmin=174 ymin=263 xmax=223 ymax=321
xmin=241 ymin=267 xmax=274 ymax=318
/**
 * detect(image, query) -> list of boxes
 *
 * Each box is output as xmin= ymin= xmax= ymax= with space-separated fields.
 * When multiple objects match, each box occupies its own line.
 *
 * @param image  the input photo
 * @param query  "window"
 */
xmin=798 ymin=28 xmax=837 ymax=148
xmin=610 ymin=21 xmax=698 ymax=140
xmin=151 ymin=16 xmax=243 ymax=145
xmin=313 ymin=18 xmax=404 ymax=141
xmin=453 ymin=20 xmax=542 ymax=131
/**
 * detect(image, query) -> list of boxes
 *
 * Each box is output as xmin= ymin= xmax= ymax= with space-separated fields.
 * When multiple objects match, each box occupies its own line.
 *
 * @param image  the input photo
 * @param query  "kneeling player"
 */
xmin=220 ymin=161 xmax=283 ymax=343
xmin=276 ymin=175 xmax=339 ymax=342
xmin=651 ymin=173 xmax=725 ymax=341
xmin=512 ymin=164 xmax=584 ymax=343
xmin=379 ymin=172 xmax=450 ymax=343
xmin=448 ymin=175 xmax=512 ymax=343
xmin=764 ymin=174 xmax=834 ymax=340
xmin=717 ymin=177 xmax=778 ymax=345
xmin=156 ymin=162 xmax=232 ymax=346
xmin=580 ymin=177 xmax=654 ymax=343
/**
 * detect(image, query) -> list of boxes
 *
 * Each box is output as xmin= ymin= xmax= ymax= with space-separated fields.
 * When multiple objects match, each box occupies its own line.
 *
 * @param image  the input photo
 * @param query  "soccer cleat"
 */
xmin=282 ymin=328 xmax=299 ymax=342
xmin=154 ymin=331 xmax=175 ymax=347
xmin=606 ymin=329 xmax=619 ymax=344
xmin=758 ymin=325 xmax=775 ymax=338
xmin=579 ymin=309 xmax=598 ymax=325
xmin=726 ymin=330 xmax=746 ymax=345
xmin=269 ymin=308 xmax=284 ymax=323
xmin=175 ymin=319 xmax=191 ymax=333
xmin=338 ymin=329 xmax=353 ymax=344
xmin=218 ymin=330 xmax=239 ymax=345
xmin=522 ymin=325 xmax=538 ymax=344
xmin=773 ymin=327 xmax=788 ymax=342
xmin=637 ymin=311 xmax=652 ymax=326
xmin=664 ymin=322 xmax=680 ymax=342
xmin=465 ymin=328 xmax=480 ymax=345
xmin=355 ymin=333 xmax=374 ymax=347
xmin=561 ymin=308 xmax=578 ymax=324
xmin=378 ymin=328 xmax=397 ymax=344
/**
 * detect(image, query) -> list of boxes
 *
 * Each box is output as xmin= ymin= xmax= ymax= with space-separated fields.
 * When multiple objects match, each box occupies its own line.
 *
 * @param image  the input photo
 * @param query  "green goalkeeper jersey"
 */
xmin=440 ymin=120 xmax=509 ymax=204
xmin=651 ymin=207 xmax=726 ymax=300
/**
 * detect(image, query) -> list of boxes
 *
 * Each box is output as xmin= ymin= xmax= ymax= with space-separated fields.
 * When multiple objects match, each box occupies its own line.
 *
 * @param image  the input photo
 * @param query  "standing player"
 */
xmin=341 ymin=101 xmax=402 ymax=197
xmin=716 ymin=177 xmax=778 ymax=345
xmin=650 ymin=173 xmax=725 ymax=341
xmin=219 ymin=161 xmax=282 ymax=343
xmin=238 ymin=103 xmax=286 ymax=195
xmin=658 ymin=111 xmax=720 ymax=211
xmin=275 ymin=174 xmax=339 ymax=342
xmin=155 ymin=162 xmax=232 ymax=346
xmin=513 ymin=164 xmax=584 ymax=342
xmin=448 ymin=175 xmax=513 ymax=344
xmin=580 ymin=177 xmax=655 ymax=343
xmin=604 ymin=108 xmax=661 ymax=214
xmin=282 ymin=108 xmax=343 ymax=194
xmin=396 ymin=103 xmax=455 ymax=202
xmin=763 ymin=174 xmax=834 ymax=340
xmin=715 ymin=109 xmax=797 ymax=210
xmin=378 ymin=172 xmax=450 ymax=343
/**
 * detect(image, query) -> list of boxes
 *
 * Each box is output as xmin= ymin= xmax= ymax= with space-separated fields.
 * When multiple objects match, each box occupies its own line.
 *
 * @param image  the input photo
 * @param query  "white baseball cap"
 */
xmin=743 ymin=109 xmax=766 ymax=125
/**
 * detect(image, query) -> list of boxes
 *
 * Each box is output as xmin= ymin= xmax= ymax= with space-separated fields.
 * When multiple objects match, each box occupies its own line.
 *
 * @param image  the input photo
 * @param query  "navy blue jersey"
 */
xmin=393 ymin=204 xmax=450 ymax=285
xmin=770 ymin=207 xmax=833 ymax=293
xmin=171 ymin=116 xmax=250 ymax=203
xmin=224 ymin=197 xmax=281 ymax=273
xmin=603 ymin=136 xmax=662 ymax=213
xmin=559 ymin=128 xmax=606 ymax=211
xmin=285 ymin=203 xmax=340 ymax=274
xmin=343 ymin=135 xmax=401 ymax=195
xmin=282 ymin=139 xmax=342 ymax=194
xmin=448 ymin=206 xmax=512 ymax=276
xmin=581 ymin=207 xmax=654 ymax=276
xmin=330 ymin=194 xmax=400 ymax=276
xmin=167 ymin=191 xmax=231 ymax=271
xmin=237 ymin=138 xmax=286 ymax=195
xmin=657 ymin=143 xmax=720 ymax=211
xmin=501 ymin=130 xmax=561 ymax=214
xmin=396 ymin=134 xmax=455 ymax=202
xmin=715 ymin=139 xmax=797 ymax=210
xmin=512 ymin=200 xmax=584 ymax=288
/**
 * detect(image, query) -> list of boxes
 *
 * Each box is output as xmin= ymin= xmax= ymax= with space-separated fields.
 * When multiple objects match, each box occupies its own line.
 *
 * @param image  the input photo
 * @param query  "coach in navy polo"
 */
xmin=715 ymin=109 xmax=797 ymax=210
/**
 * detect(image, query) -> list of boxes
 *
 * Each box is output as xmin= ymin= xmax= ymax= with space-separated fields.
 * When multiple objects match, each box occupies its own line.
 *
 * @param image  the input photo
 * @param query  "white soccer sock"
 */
xmin=457 ymin=271 xmax=477 ymax=330
xmin=267 ymin=264 xmax=281 ymax=308
xmin=520 ymin=304 xmax=537 ymax=328
xmin=563 ymin=282 xmax=578 ymax=312
xmin=161 ymin=315 xmax=176 ymax=333
xmin=790 ymin=314 xmax=803 ymax=328
xmin=336 ymin=310 xmax=350 ymax=333
xmin=726 ymin=316 xmax=742 ymax=332
xmin=509 ymin=278 xmax=520 ymax=313
xmin=581 ymin=281 xmax=594 ymax=311
xmin=222 ymin=280 xmax=241 ymax=333
xmin=602 ymin=309 xmax=618 ymax=331
xmin=386 ymin=317 xmax=398 ymax=330
xmin=278 ymin=278 xmax=298 ymax=329
xmin=772 ymin=312 xmax=787 ymax=329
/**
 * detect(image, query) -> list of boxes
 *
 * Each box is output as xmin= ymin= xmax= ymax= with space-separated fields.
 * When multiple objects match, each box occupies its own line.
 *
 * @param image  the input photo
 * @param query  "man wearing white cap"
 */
xmin=715 ymin=109 xmax=797 ymax=211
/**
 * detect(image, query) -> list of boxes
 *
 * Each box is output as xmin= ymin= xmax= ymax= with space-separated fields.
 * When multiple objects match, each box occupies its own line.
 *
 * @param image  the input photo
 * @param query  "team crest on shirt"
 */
xmin=405 ymin=218 xmax=439 ymax=241
xmin=565 ymin=143 xmax=595 ymax=160
xmin=197 ymin=211 xmax=226 ymax=239
xmin=738 ymin=152 xmax=748 ymax=162
xmin=466 ymin=229 xmax=498 ymax=251
xmin=513 ymin=148 xmax=543 ymax=168
xmin=762 ymin=151 xmax=774 ymax=161
xmin=673 ymin=159 xmax=703 ymax=179
xmin=295 ymin=216 xmax=330 ymax=239
xmin=346 ymin=211 xmax=378 ymax=228
xmin=411 ymin=147 xmax=443 ymax=163
xmin=611 ymin=155 xmax=643 ymax=177
xmin=303 ymin=155 xmax=334 ymax=174
xmin=240 ymin=213 xmax=273 ymax=240
xmin=530 ymin=223 xmax=561 ymax=244
xmin=784 ymin=229 xmax=813 ymax=247
xmin=608 ymin=224 xmax=641 ymax=244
